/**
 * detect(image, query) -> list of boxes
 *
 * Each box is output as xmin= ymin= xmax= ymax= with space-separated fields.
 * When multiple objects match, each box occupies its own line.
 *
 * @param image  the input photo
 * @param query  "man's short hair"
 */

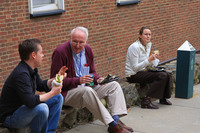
xmin=18 ymin=39 xmax=41 ymax=61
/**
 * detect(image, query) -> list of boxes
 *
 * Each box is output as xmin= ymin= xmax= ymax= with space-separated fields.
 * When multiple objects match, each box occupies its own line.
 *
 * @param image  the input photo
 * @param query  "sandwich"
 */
xmin=55 ymin=74 xmax=64 ymax=83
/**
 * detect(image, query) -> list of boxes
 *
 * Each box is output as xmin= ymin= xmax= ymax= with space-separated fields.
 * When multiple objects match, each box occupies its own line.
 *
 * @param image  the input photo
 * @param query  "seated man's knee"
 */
xmin=113 ymin=81 xmax=121 ymax=86
xmin=111 ymin=81 xmax=122 ymax=90
xmin=82 ymin=86 xmax=97 ymax=96
xmin=108 ymin=81 xmax=119 ymax=87
xmin=35 ymin=103 xmax=49 ymax=120
xmin=55 ymin=94 xmax=64 ymax=105
xmin=105 ymin=81 xmax=124 ymax=94
xmin=83 ymin=86 xmax=94 ymax=93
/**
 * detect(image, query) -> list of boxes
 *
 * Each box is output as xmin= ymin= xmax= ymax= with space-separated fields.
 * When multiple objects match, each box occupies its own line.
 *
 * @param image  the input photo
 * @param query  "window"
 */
xmin=28 ymin=0 xmax=65 ymax=18
xmin=116 ymin=0 xmax=140 ymax=6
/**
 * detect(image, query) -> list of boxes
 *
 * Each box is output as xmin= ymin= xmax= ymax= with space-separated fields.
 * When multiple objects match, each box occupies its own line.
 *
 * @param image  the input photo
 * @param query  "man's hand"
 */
xmin=97 ymin=77 xmax=104 ymax=84
xmin=51 ymin=85 xmax=62 ymax=95
xmin=39 ymin=85 xmax=62 ymax=102
xmin=80 ymin=75 xmax=93 ymax=84
xmin=58 ymin=66 xmax=68 ymax=78
xmin=47 ymin=66 xmax=68 ymax=89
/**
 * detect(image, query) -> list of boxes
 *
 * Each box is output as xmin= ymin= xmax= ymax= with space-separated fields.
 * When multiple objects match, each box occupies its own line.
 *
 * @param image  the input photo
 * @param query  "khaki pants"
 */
xmin=64 ymin=81 xmax=127 ymax=125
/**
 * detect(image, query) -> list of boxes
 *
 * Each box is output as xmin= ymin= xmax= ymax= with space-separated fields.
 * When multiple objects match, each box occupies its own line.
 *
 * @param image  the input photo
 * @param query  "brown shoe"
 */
xmin=141 ymin=97 xmax=159 ymax=109
xmin=117 ymin=120 xmax=134 ymax=132
xmin=108 ymin=124 xmax=131 ymax=133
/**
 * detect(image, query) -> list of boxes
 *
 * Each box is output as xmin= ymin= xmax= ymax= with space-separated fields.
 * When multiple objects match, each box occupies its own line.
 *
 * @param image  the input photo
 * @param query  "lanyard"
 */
xmin=75 ymin=51 xmax=82 ymax=77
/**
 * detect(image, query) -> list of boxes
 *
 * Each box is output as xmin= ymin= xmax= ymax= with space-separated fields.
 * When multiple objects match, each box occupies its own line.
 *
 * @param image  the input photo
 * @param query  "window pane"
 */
xmin=33 ymin=0 xmax=55 ymax=6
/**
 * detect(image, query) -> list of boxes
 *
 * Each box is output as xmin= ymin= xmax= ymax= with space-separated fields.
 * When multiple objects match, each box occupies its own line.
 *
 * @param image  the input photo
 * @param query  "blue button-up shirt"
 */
xmin=72 ymin=48 xmax=87 ymax=77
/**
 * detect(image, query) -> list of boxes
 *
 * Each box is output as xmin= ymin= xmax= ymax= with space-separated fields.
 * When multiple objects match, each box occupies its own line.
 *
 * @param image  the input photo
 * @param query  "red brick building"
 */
xmin=0 ymin=0 xmax=200 ymax=89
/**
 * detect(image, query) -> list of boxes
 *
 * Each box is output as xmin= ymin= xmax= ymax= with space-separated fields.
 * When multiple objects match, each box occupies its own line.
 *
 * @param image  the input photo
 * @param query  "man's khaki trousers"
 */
xmin=64 ymin=81 xmax=127 ymax=125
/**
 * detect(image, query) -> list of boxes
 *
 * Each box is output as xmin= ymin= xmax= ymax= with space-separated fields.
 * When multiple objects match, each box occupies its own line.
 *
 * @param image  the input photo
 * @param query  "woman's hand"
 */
xmin=148 ymin=51 xmax=159 ymax=62
xmin=148 ymin=54 xmax=156 ymax=62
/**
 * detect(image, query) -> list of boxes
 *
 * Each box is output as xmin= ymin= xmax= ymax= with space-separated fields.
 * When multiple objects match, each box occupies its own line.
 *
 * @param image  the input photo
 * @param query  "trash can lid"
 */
xmin=178 ymin=40 xmax=195 ymax=51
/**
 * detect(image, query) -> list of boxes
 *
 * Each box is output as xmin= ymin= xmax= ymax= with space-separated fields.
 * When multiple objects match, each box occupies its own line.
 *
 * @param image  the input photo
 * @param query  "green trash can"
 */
xmin=175 ymin=41 xmax=196 ymax=99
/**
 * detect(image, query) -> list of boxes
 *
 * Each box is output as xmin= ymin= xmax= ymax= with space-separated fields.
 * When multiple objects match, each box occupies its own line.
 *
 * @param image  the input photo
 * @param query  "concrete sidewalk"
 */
xmin=62 ymin=84 xmax=200 ymax=133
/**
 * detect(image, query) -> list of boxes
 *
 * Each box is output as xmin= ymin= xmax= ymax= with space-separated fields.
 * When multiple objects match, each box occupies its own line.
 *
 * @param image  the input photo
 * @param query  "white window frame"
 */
xmin=28 ymin=0 xmax=65 ymax=17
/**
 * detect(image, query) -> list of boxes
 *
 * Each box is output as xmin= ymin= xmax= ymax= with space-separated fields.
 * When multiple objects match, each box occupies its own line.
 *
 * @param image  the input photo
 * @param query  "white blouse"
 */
xmin=125 ymin=40 xmax=152 ymax=77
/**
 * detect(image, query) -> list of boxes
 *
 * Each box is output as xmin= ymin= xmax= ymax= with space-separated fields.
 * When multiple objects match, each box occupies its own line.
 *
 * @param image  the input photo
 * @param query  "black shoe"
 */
xmin=159 ymin=99 xmax=172 ymax=105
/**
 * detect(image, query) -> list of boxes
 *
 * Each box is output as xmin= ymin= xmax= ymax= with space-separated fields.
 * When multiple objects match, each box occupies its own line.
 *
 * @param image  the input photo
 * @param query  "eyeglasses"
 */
xmin=72 ymin=40 xmax=86 ymax=45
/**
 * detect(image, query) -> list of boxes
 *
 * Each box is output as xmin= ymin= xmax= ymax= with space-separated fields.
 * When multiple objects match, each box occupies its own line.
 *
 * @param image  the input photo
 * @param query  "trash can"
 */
xmin=175 ymin=40 xmax=196 ymax=99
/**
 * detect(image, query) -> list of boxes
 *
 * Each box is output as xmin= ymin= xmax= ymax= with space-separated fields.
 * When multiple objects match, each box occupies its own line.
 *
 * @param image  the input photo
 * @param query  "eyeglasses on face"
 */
xmin=72 ymin=40 xmax=86 ymax=45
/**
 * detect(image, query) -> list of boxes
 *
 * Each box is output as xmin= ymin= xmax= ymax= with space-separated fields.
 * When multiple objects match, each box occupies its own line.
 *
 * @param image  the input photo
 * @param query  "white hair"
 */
xmin=71 ymin=26 xmax=89 ymax=41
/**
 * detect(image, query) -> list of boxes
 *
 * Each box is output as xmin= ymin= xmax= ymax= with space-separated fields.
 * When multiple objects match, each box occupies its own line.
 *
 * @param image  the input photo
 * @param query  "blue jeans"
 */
xmin=3 ymin=94 xmax=63 ymax=133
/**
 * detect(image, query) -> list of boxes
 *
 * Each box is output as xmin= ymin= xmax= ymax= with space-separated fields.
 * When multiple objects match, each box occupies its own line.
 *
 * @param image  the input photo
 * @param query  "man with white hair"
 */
xmin=50 ymin=27 xmax=133 ymax=133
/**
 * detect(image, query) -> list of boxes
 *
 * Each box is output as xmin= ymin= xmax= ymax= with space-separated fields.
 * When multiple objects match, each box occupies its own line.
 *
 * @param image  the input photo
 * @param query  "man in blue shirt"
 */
xmin=0 ymin=39 xmax=67 ymax=133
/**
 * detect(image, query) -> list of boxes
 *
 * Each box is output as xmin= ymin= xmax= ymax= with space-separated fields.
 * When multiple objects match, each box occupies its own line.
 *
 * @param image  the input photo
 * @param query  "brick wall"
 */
xmin=0 ymin=0 xmax=200 ymax=89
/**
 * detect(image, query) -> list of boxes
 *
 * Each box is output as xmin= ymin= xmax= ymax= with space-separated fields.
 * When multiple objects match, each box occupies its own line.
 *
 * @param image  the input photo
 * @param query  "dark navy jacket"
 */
xmin=0 ymin=61 xmax=49 ymax=122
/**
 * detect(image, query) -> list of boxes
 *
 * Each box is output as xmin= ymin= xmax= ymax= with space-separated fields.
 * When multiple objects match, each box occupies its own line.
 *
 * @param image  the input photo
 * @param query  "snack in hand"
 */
xmin=153 ymin=50 xmax=159 ymax=54
xmin=52 ymin=74 xmax=64 ymax=87
xmin=56 ymin=74 xmax=64 ymax=83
